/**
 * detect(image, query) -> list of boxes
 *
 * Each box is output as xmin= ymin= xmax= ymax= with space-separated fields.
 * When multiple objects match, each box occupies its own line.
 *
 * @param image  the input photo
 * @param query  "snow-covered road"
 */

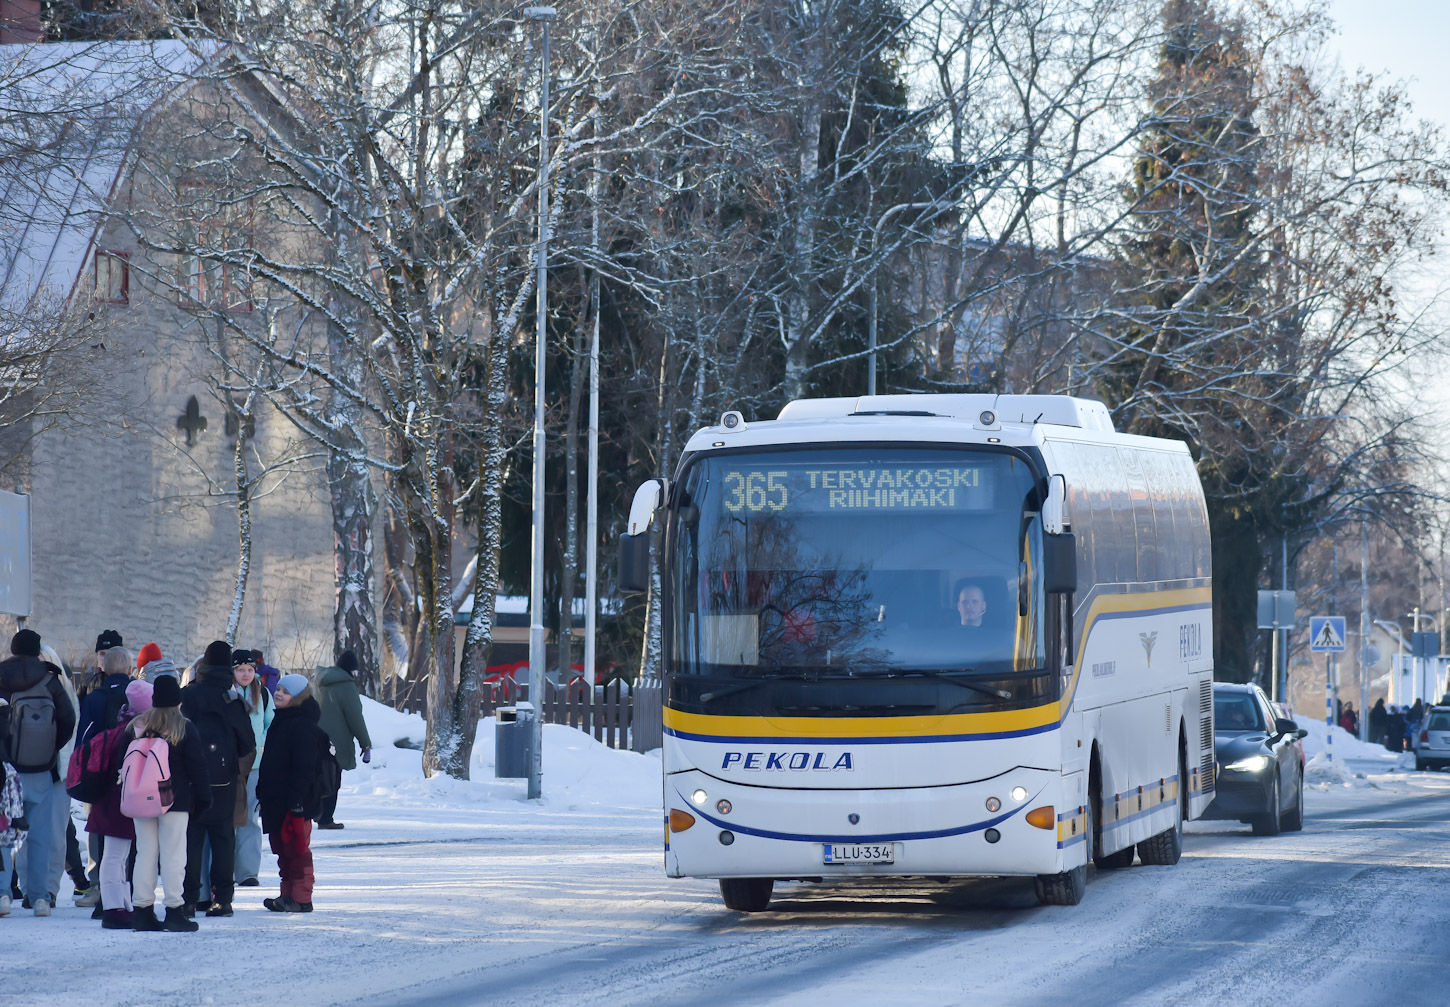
xmin=13 ymin=704 xmax=1450 ymax=1007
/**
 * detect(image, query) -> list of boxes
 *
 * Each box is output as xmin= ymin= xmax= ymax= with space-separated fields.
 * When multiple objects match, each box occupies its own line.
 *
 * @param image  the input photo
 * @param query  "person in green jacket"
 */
xmin=313 ymin=651 xmax=372 ymax=829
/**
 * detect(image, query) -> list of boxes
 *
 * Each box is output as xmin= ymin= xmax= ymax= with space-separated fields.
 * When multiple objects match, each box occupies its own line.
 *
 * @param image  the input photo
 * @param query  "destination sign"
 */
xmin=720 ymin=463 xmax=992 ymax=514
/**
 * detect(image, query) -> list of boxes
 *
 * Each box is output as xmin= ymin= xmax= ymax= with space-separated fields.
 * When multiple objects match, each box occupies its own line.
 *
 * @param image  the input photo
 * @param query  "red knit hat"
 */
xmin=136 ymin=641 xmax=163 ymax=670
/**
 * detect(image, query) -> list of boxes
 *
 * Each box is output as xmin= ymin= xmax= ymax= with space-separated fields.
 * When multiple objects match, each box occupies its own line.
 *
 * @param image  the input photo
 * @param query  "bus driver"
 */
xmin=956 ymin=584 xmax=987 ymax=628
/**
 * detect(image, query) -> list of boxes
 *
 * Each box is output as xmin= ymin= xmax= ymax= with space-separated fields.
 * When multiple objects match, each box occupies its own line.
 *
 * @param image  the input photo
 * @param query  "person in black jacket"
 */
xmin=0 ymin=630 xmax=76 ymax=915
xmin=257 ymin=674 xmax=325 ymax=913
xmin=178 ymin=641 xmax=255 ymax=918
xmin=129 ymin=675 xmax=211 ymax=933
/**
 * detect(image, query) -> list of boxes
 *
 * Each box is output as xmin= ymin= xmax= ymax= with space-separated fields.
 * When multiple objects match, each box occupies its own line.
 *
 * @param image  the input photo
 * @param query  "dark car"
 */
xmin=1201 ymin=683 xmax=1307 ymax=835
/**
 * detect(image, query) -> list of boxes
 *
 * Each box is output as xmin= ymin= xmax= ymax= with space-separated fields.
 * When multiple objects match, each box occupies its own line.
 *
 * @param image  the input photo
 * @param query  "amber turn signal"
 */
xmin=1025 ymin=805 xmax=1055 ymax=830
xmin=669 ymin=809 xmax=697 ymax=832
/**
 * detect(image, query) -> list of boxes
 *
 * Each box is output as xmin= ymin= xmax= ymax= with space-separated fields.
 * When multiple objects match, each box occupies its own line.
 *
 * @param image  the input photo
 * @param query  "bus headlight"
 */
xmin=1225 ymin=755 xmax=1271 ymax=773
xmin=1010 ymin=786 xmax=1028 ymax=802
xmin=985 ymin=797 xmax=1001 ymax=812
xmin=691 ymin=789 xmax=708 ymax=806
xmin=716 ymin=799 xmax=732 ymax=815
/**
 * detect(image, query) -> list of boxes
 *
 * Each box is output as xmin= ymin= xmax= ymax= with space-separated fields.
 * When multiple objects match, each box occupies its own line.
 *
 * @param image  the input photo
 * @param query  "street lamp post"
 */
xmin=525 ymin=4 xmax=556 ymax=801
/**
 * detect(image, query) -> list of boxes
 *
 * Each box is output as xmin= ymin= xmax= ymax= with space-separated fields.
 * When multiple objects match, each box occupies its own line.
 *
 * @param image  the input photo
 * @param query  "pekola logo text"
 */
xmin=722 ymin=751 xmax=855 ymax=772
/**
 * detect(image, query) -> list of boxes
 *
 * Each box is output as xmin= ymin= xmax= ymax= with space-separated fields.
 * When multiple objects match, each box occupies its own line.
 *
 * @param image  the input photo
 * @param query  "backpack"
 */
xmin=7 ymin=675 xmax=57 ymax=771
xmin=80 ymin=679 xmax=127 ymax=748
xmin=119 ymin=735 xmax=174 ymax=818
xmin=66 ymin=723 xmax=128 ymax=803
xmin=191 ymin=706 xmax=240 ymax=792
xmin=311 ymin=730 xmax=341 ymax=816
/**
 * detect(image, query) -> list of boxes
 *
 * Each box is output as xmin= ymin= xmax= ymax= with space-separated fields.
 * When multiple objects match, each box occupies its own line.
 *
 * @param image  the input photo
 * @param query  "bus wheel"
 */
xmin=1138 ymin=752 xmax=1185 ymax=865
xmin=719 ymin=878 xmax=773 ymax=912
xmin=1036 ymin=796 xmax=1091 ymax=906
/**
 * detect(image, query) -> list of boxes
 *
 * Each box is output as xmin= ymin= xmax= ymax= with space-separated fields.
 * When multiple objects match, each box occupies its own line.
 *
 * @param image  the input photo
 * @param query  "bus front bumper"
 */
xmin=664 ymin=767 xmax=1080 ymax=880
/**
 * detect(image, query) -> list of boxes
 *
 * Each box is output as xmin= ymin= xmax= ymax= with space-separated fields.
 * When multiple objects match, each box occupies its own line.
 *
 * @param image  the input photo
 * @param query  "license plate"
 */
xmin=823 ymin=843 xmax=894 ymax=864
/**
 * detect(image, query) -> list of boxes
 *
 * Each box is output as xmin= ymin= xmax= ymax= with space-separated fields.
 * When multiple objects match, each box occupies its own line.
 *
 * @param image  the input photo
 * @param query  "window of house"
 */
xmin=95 ymin=251 xmax=129 ymax=304
xmin=176 ymin=187 xmax=255 ymax=312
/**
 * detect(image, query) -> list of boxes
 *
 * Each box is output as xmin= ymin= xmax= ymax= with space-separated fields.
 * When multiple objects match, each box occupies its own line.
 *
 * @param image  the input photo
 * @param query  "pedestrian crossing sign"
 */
xmin=1309 ymin=616 xmax=1346 ymax=652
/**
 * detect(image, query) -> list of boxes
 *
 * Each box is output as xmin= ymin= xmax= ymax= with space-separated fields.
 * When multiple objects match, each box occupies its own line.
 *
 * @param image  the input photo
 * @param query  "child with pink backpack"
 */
xmin=122 ymin=675 xmax=211 ymax=932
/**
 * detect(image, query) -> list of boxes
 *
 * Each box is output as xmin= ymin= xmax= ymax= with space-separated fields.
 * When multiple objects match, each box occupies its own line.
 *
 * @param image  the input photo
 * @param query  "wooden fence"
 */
xmin=383 ymin=679 xmax=663 ymax=753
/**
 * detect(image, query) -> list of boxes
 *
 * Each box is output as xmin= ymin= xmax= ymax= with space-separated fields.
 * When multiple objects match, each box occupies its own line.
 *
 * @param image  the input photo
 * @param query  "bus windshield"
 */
xmin=669 ymin=446 xmax=1050 ymax=717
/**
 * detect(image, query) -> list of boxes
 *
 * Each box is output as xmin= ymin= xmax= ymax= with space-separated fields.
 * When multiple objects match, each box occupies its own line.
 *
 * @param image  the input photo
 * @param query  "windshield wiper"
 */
xmin=699 ymin=674 xmax=810 ymax=703
xmin=876 ymin=668 xmax=1013 ymax=700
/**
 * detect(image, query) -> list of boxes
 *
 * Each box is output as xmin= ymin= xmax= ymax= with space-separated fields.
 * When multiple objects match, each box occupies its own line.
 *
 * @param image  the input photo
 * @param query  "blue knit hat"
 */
xmin=277 ymin=673 xmax=310 ymax=697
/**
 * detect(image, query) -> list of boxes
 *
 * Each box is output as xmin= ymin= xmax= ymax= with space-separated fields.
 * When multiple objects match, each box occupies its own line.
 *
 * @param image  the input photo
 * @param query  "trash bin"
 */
xmin=495 ymin=701 xmax=536 ymax=779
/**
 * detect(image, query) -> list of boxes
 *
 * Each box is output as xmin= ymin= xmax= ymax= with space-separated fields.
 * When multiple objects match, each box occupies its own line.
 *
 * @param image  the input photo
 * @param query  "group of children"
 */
xmin=0 ymin=630 xmax=345 ymax=932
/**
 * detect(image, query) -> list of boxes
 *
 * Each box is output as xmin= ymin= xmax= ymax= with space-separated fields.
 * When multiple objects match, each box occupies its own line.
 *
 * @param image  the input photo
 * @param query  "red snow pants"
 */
xmin=269 ymin=813 xmax=314 ymax=903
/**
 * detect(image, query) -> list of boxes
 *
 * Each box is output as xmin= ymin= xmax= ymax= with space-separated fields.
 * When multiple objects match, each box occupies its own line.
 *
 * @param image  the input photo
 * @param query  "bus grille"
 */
xmin=1199 ymin=681 xmax=1214 ymax=791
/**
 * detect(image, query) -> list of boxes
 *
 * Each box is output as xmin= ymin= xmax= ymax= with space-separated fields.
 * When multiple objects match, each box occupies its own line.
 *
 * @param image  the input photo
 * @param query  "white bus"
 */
xmin=619 ymin=393 xmax=1215 ymax=909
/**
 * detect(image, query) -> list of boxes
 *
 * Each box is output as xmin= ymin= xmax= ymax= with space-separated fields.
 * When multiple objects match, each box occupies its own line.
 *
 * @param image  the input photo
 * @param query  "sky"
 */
xmin=1328 ymin=1 xmax=1450 ymax=130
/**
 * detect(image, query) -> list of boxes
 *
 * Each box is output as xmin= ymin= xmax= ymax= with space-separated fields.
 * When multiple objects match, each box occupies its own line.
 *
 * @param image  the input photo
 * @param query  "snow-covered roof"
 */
xmin=0 ymin=40 xmax=203 ymax=319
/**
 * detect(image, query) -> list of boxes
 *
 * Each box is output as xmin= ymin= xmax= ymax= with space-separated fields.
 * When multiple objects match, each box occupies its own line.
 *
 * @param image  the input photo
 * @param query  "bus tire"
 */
xmin=1036 ymin=791 xmax=1092 ymax=906
xmin=1138 ymin=749 xmax=1185 ymax=866
xmin=1251 ymin=776 xmax=1282 ymax=836
xmin=719 ymin=878 xmax=773 ymax=912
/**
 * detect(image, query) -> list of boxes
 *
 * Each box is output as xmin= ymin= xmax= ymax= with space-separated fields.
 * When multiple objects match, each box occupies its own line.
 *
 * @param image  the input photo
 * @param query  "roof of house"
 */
xmin=0 ymin=40 xmax=202 ymax=319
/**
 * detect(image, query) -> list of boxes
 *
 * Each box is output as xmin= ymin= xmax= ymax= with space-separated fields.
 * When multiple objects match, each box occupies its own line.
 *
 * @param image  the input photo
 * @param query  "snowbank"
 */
xmin=1305 ymin=751 xmax=1370 ymax=789
xmin=1296 ymin=715 xmax=1398 ymax=761
xmin=342 ymin=697 xmax=662 ymax=817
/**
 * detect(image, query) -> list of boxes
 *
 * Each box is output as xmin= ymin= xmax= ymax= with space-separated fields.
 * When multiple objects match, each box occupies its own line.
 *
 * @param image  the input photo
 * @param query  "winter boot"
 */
xmin=238 ymin=877 xmax=259 ymax=887
xmin=0 ymin=894 xmax=10 ymax=917
xmin=163 ymin=906 xmax=199 ymax=932
xmin=101 ymin=908 xmax=134 ymax=930
xmin=205 ymin=902 xmax=233 ymax=917
xmin=74 ymin=886 xmax=100 ymax=907
xmin=263 ymin=895 xmax=311 ymax=913
xmin=132 ymin=906 xmax=164 ymax=931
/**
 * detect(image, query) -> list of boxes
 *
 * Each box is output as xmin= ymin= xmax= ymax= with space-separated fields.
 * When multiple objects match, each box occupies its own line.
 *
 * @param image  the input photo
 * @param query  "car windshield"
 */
xmin=1214 ymin=691 xmax=1267 ymax=732
xmin=668 ymin=446 xmax=1051 ymax=717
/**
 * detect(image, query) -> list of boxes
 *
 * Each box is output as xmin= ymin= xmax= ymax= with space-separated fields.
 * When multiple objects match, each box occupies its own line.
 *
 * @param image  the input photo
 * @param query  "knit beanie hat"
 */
xmin=96 ymin=629 xmax=123 ymax=652
xmin=10 ymin=629 xmax=41 ymax=657
xmin=232 ymin=649 xmax=256 ymax=668
xmin=136 ymin=642 xmax=163 ymax=670
xmin=337 ymin=649 xmax=358 ymax=674
xmin=152 ymin=675 xmax=181 ymax=708
xmin=277 ymin=673 xmax=310 ymax=697
xmin=125 ymin=680 xmax=154 ymax=715
xmin=203 ymin=640 xmax=232 ymax=669
xmin=142 ymin=658 xmax=177 ymax=683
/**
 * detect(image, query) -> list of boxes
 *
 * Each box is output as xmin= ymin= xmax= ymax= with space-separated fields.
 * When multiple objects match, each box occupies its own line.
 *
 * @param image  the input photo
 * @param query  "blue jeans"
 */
xmin=14 ymin=771 xmax=67 ymax=903
xmin=234 ymin=769 xmax=262 ymax=882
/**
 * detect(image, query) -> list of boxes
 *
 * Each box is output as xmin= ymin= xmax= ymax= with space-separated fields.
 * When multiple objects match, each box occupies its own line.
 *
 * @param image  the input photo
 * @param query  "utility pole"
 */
xmin=525 ymin=4 xmax=557 ymax=801
xmin=1359 ymin=517 xmax=1370 ymax=741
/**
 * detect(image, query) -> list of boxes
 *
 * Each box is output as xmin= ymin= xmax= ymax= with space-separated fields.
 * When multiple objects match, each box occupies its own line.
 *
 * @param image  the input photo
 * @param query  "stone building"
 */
xmin=0 ymin=39 xmax=344 ymax=670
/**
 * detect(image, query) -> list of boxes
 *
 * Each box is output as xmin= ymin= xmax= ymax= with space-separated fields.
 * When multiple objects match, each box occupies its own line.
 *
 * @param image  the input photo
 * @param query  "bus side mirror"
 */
xmin=1044 ymin=533 xmax=1077 ymax=594
xmin=618 ymin=534 xmax=650 ymax=594
xmin=618 ymin=479 xmax=667 ymax=595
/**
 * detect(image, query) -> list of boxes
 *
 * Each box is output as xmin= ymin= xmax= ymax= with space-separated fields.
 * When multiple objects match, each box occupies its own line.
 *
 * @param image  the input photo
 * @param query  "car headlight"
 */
xmin=1225 ymin=755 xmax=1271 ymax=773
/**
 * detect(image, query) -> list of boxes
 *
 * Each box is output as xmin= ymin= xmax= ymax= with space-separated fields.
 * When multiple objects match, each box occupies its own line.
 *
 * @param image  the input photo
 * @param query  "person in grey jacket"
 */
xmin=313 ymin=651 xmax=372 ymax=829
